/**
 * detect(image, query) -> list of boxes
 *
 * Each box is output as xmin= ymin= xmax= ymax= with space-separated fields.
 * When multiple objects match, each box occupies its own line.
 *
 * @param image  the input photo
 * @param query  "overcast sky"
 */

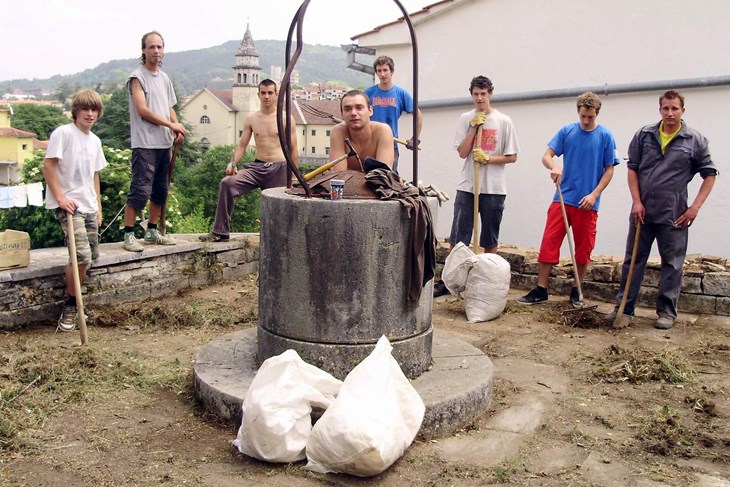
xmin=2 ymin=0 xmax=426 ymax=82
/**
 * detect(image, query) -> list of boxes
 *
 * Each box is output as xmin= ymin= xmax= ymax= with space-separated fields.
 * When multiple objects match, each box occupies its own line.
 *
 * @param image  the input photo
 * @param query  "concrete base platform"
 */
xmin=193 ymin=327 xmax=493 ymax=440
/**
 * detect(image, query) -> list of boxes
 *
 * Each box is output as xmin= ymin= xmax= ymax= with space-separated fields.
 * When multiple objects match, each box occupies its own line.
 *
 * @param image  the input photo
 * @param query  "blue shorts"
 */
xmin=449 ymin=190 xmax=505 ymax=249
xmin=126 ymin=147 xmax=172 ymax=210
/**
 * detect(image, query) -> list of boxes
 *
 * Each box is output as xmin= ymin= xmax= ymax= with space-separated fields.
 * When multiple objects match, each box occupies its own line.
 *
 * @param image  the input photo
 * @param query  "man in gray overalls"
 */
xmin=607 ymin=90 xmax=718 ymax=329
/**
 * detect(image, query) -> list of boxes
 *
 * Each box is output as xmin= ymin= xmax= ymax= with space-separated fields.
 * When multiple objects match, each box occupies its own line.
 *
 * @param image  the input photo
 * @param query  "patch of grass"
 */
xmin=0 ymin=342 xmax=189 ymax=453
xmin=490 ymin=458 xmax=527 ymax=482
xmin=593 ymin=344 xmax=694 ymax=384
xmin=637 ymin=405 xmax=695 ymax=457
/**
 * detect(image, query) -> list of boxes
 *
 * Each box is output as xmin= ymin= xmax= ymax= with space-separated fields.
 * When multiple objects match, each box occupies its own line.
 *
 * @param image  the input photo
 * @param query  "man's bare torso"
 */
xmin=249 ymin=111 xmax=286 ymax=162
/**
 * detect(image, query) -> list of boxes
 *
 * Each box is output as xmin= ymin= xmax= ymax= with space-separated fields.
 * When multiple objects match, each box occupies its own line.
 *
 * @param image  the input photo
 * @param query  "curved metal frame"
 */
xmin=277 ymin=0 xmax=419 ymax=196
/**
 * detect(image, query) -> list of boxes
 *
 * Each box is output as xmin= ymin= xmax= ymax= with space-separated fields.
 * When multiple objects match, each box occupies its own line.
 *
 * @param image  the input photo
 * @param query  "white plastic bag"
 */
xmin=463 ymin=252 xmax=511 ymax=322
xmin=441 ymin=241 xmax=476 ymax=297
xmin=305 ymin=336 xmax=425 ymax=477
xmin=233 ymin=349 xmax=342 ymax=463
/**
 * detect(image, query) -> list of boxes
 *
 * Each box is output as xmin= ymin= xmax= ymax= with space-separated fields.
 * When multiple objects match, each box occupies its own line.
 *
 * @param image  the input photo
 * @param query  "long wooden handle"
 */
xmin=472 ymin=126 xmax=483 ymax=253
xmin=556 ymin=184 xmax=582 ymax=301
xmin=66 ymin=213 xmax=88 ymax=345
xmin=159 ymin=142 xmax=180 ymax=236
xmin=303 ymin=149 xmax=354 ymax=181
xmin=615 ymin=221 xmax=642 ymax=323
xmin=304 ymin=160 xmax=337 ymax=181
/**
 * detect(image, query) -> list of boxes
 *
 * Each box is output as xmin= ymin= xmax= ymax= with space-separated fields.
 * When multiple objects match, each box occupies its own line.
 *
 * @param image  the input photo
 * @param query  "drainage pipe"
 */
xmin=420 ymin=75 xmax=730 ymax=110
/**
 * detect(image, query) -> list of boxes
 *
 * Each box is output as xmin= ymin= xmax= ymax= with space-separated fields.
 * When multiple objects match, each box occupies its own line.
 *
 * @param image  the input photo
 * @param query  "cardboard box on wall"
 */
xmin=0 ymin=229 xmax=30 ymax=270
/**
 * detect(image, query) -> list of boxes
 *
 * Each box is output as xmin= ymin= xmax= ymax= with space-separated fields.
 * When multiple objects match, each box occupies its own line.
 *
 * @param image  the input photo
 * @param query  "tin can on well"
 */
xmin=330 ymin=180 xmax=345 ymax=201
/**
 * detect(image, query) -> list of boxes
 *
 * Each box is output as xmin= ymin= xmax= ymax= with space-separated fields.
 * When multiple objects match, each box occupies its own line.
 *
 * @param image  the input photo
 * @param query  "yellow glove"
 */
xmin=470 ymin=111 xmax=486 ymax=127
xmin=473 ymin=148 xmax=490 ymax=164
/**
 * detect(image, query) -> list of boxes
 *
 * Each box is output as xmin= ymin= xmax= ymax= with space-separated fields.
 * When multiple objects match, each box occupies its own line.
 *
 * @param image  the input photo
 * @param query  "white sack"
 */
xmin=463 ymin=252 xmax=511 ymax=322
xmin=305 ymin=335 xmax=425 ymax=477
xmin=441 ymin=241 xmax=476 ymax=297
xmin=233 ymin=349 xmax=343 ymax=463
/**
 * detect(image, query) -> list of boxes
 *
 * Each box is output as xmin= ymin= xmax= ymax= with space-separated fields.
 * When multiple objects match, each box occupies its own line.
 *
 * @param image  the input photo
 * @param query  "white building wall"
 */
xmin=357 ymin=0 xmax=730 ymax=257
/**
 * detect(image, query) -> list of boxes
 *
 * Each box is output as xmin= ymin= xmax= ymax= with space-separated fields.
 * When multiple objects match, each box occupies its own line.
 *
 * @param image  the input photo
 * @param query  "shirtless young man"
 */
xmin=200 ymin=79 xmax=299 ymax=242
xmin=329 ymin=90 xmax=394 ymax=171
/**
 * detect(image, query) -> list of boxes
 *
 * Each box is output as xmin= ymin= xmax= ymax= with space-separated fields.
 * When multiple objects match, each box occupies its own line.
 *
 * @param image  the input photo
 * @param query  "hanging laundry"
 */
xmin=25 ymin=182 xmax=44 ymax=207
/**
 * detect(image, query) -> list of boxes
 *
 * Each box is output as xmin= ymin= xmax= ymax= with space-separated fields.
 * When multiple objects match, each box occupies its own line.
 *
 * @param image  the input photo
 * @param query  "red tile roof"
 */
xmin=0 ymin=127 xmax=37 ymax=138
xmin=208 ymin=89 xmax=234 ymax=110
xmin=33 ymin=138 xmax=48 ymax=150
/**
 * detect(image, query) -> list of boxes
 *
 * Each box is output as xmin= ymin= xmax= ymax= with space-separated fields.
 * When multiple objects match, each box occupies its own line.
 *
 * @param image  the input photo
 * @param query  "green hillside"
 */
xmin=0 ymin=40 xmax=375 ymax=96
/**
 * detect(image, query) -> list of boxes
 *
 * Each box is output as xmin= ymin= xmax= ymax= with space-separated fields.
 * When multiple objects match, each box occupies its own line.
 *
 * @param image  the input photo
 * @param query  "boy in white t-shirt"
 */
xmin=43 ymin=89 xmax=108 ymax=331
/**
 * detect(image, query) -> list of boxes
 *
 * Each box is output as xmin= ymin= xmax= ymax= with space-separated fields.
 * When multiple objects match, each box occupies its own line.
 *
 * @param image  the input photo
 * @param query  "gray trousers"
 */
xmin=212 ymin=161 xmax=287 ymax=236
xmin=614 ymin=221 xmax=688 ymax=319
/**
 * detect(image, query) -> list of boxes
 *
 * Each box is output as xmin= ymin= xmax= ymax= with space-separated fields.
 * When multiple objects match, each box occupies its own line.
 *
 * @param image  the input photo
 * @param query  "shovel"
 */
xmin=614 ymin=220 xmax=642 ymax=328
xmin=472 ymin=125 xmax=483 ymax=254
xmin=556 ymin=184 xmax=584 ymax=308
xmin=66 ymin=213 xmax=89 ymax=345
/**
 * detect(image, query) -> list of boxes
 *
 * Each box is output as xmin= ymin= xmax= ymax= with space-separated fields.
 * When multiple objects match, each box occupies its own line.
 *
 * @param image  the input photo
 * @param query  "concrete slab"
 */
xmin=193 ymin=327 xmax=493 ymax=440
xmin=436 ymin=430 xmax=523 ymax=465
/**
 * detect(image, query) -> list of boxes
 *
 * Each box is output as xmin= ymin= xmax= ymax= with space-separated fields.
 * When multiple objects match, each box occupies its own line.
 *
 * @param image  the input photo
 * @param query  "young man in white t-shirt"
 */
xmin=434 ymin=75 xmax=520 ymax=297
xmin=43 ymin=89 xmax=108 ymax=331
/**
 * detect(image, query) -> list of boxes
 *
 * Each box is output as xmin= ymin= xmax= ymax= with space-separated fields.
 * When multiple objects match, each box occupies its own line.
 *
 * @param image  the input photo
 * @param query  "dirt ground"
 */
xmin=1 ymin=274 xmax=729 ymax=487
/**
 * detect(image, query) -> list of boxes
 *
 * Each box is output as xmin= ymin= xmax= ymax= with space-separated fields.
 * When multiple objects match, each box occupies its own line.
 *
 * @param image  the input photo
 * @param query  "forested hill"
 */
xmin=0 ymin=40 xmax=374 ymax=96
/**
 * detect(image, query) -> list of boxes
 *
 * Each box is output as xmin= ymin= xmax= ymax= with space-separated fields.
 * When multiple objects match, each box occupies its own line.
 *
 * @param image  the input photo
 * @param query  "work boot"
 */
xmin=655 ymin=314 xmax=675 ymax=330
xmin=517 ymin=286 xmax=548 ymax=305
xmin=144 ymin=228 xmax=177 ymax=245
xmin=433 ymin=280 xmax=450 ymax=298
xmin=199 ymin=232 xmax=230 ymax=242
xmin=123 ymin=232 xmax=144 ymax=252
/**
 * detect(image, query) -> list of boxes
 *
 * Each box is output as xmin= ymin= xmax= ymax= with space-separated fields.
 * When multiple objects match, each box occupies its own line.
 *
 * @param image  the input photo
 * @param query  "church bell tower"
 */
xmin=232 ymin=24 xmax=263 ymax=133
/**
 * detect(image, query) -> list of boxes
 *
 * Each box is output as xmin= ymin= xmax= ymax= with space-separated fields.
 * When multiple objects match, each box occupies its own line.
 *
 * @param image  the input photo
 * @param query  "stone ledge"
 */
xmin=0 ymin=233 xmax=259 ymax=330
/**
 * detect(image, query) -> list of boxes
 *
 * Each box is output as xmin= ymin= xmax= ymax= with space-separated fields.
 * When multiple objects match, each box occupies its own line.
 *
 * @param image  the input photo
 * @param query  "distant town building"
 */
xmin=292 ymin=83 xmax=348 ymax=101
xmin=0 ymin=107 xmax=37 ymax=184
xmin=270 ymin=65 xmax=300 ymax=86
xmin=181 ymin=24 xmax=343 ymax=161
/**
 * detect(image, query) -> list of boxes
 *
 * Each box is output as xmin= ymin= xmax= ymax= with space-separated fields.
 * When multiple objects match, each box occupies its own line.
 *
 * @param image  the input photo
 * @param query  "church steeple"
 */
xmin=233 ymin=23 xmax=262 ymax=87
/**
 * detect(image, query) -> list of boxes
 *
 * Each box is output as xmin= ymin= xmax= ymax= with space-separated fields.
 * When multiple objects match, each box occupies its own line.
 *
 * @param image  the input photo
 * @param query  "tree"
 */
xmin=174 ymin=145 xmax=261 ymax=233
xmin=10 ymin=104 xmax=69 ymax=140
xmin=93 ymin=87 xmax=130 ymax=149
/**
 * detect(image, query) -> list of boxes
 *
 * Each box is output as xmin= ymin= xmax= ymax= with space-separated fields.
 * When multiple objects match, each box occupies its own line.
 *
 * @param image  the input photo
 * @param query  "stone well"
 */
xmin=256 ymin=187 xmax=437 ymax=379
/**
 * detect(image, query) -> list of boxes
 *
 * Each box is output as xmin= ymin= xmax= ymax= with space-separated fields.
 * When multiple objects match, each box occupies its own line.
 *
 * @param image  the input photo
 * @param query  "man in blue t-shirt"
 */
xmin=364 ymin=56 xmax=422 ymax=174
xmin=518 ymin=92 xmax=620 ymax=308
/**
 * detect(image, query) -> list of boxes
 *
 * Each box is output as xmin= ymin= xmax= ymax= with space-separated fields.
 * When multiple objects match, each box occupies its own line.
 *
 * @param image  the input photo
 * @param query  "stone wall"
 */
xmin=435 ymin=241 xmax=730 ymax=316
xmin=0 ymin=234 xmax=259 ymax=330
xmin=3 ymin=236 xmax=728 ymax=330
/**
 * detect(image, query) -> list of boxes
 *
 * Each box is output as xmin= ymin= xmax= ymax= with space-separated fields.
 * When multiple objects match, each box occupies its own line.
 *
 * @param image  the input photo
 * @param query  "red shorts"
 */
xmin=538 ymin=201 xmax=598 ymax=264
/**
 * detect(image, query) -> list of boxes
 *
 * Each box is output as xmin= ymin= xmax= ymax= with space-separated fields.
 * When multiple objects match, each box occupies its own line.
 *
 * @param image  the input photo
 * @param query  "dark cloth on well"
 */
xmin=365 ymin=168 xmax=436 ymax=303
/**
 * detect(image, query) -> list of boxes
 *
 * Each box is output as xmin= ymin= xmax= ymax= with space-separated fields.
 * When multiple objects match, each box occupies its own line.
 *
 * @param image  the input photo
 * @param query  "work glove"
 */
xmin=472 ymin=148 xmax=490 ymax=164
xmin=405 ymin=138 xmax=420 ymax=151
xmin=470 ymin=111 xmax=486 ymax=127
xmin=419 ymin=183 xmax=450 ymax=204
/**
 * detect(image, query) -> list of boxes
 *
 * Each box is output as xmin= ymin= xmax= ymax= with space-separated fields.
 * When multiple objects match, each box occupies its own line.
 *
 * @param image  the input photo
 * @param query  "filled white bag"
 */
xmin=305 ymin=335 xmax=425 ymax=477
xmin=462 ymin=252 xmax=511 ymax=322
xmin=441 ymin=241 xmax=476 ymax=297
xmin=233 ymin=349 xmax=342 ymax=463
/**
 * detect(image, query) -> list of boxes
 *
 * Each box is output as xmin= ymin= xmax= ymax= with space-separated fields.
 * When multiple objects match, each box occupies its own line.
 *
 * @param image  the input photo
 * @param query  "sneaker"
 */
xmin=144 ymin=228 xmax=177 ymax=245
xmin=57 ymin=305 xmax=78 ymax=332
xmin=655 ymin=314 xmax=675 ymax=330
xmin=517 ymin=287 xmax=548 ymax=305
xmin=123 ymin=233 xmax=144 ymax=252
xmin=199 ymin=232 xmax=230 ymax=242
xmin=570 ymin=287 xmax=584 ymax=309
xmin=433 ymin=280 xmax=450 ymax=298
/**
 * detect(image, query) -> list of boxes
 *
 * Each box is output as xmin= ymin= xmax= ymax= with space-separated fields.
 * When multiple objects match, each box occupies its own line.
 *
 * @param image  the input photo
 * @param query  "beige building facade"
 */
xmin=0 ymin=108 xmax=36 ymax=184
xmin=181 ymin=25 xmax=339 ymax=162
